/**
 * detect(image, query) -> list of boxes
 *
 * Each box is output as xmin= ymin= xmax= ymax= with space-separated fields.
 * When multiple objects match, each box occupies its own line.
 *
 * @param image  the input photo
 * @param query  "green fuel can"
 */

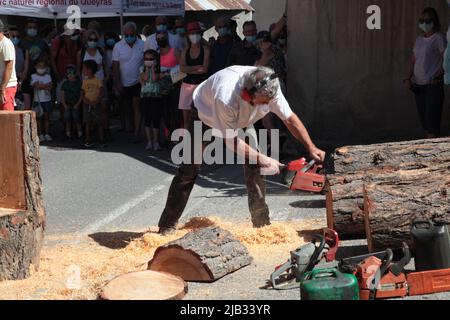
xmin=301 ymin=268 xmax=359 ymax=300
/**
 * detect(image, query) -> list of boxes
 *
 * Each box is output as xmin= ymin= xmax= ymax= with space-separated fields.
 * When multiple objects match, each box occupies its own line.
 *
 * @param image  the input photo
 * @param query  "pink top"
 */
xmin=161 ymin=47 xmax=178 ymax=69
xmin=413 ymin=33 xmax=447 ymax=85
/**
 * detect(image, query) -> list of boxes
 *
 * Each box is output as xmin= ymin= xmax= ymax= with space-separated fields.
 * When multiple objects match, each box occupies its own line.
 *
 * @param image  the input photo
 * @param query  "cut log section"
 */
xmin=332 ymin=137 xmax=450 ymax=175
xmin=100 ymin=270 xmax=188 ymax=300
xmin=0 ymin=111 xmax=46 ymax=280
xmin=327 ymin=138 xmax=450 ymax=239
xmin=148 ymin=227 xmax=253 ymax=282
xmin=364 ymin=165 xmax=450 ymax=251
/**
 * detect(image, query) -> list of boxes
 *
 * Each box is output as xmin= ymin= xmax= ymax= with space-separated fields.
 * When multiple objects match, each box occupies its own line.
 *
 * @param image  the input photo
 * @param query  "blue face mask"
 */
xmin=218 ymin=27 xmax=229 ymax=37
xmin=156 ymin=24 xmax=168 ymax=32
xmin=125 ymin=35 xmax=136 ymax=44
xmin=87 ymin=41 xmax=98 ymax=48
xmin=106 ymin=38 xmax=116 ymax=47
xmin=11 ymin=37 xmax=20 ymax=46
xmin=245 ymin=35 xmax=257 ymax=44
xmin=27 ymin=28 xmax=38 ymax=37
xmin=176 ymin=28 xmax=186 ymax=35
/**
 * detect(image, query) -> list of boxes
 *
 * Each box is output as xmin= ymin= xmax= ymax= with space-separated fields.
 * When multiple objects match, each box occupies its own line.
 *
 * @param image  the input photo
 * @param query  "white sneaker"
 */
xmin=39 ymin=134 xmax=45 ymax=143
xmin=153 ymin=141 xmax=161 ymax=151
xmin=145 ymin=141 xmax=153 ymax=151
xmin=44 ymin=134 xmax=53 ymax=142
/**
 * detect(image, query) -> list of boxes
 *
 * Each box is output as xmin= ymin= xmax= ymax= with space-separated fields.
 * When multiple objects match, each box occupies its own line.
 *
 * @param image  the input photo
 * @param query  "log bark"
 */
xmin=148 ymin=227 xmax=253 ymax=282
xmin=332 ymin=137 xmax=450 ymax=175
xmin=0 ymin=111 xmax=46 ymax=280
xmin=327 ymin=138 xmax=450 ymax=239
xmin=364 ymin=165 xmax=450 ymax=251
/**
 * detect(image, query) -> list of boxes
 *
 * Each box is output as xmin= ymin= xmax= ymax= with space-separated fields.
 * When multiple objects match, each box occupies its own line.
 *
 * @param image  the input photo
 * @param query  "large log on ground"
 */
xmin=148 ymin=227 xmax=252 ymax=282
xmin=327 ymin=138 xmax=450 ymax=239
xmin=0 ymin=111 xmax=46 ymax=280
xmin=364 ymin=165 xmax=450 ymax=252
xmin=332 ymin=138 xmax=450 ymax=175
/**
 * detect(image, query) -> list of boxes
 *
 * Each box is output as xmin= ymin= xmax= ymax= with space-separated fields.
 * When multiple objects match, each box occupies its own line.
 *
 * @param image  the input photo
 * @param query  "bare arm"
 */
xmin=20 ymin=50 xmax=30 ymax=81
xmin=270 ymin=13 xmax=287 ymax=41
xmin=283 ymin=113 xmax=326 ymax=162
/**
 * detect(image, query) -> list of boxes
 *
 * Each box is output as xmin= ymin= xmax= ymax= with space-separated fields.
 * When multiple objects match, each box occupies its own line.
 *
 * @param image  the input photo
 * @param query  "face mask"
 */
xmin=245 ymin=35 xmax=257 ymax=44
xmin=125 ymin=35 xmax=136 ymax=44
xmin=106 ymin=38 xmax=116 ymax=47
xmin=27 ymin=28 xmax=38 ymax=37
xmin=87 ymin=41 xmax=97 ymax=48
xmin=144 ymin=60 xmax=155 ymax=67
xmin=218 ymin=27 xmax=229 ymax=37
xmin=36 ymin=68 xmax=47 ymax=75
xmin=176 ymin=28 xmax=186 ymax=35
xmin=157 ymin=38 xmax=168 ymax=48
xmin=156 ymin=24 xmax=168 ymax=32
xmin=189 ymin=34 xmax=202 ymax=44
xmin=11 ymin=37 xmax=20 ymax=46
xmin=419 ymin=22 xmax=434 ymax=33
xmin=71 ymin=35 xmax=79 ymax=41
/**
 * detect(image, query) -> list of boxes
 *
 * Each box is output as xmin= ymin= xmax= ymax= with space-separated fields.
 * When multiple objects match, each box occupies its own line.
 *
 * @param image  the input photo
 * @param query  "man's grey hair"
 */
xmin=123 ymin=21 xmax=137 ymax=33
xmin=241 ymin=66 xmax=280 ymax=99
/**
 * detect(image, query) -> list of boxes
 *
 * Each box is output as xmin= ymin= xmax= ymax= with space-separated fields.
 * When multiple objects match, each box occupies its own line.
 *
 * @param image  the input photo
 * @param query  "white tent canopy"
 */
xmin=0 ymin=0 xmax=185 ymax=19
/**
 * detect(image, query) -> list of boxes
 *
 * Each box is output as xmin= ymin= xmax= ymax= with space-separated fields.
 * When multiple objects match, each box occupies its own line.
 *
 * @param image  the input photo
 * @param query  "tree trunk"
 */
xmin=0 ymin=111 xmax=46 ymax=280
xmin=148 ymin=227 xmax=253 ymax=282
xmin=327 ymin=138 xmax=450 ymax=239
xmin=332 ymin=137 xmax=450 ymax=175
xmin=364 ymin=165 xmax=450 ymax=251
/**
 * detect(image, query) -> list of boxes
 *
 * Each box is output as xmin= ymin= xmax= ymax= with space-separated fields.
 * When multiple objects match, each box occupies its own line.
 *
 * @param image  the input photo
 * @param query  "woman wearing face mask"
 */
xmin=158 ymin=30 xmax=182 ymax=137
xmin=178 ymin=22 xmax=210 ymax=131
xmin=404 ymin=8 xmax=446 ymax=138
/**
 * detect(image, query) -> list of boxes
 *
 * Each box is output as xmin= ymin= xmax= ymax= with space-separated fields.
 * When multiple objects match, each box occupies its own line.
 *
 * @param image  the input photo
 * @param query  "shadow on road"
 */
xmin=89 ymin=231 xmax=145 ymax=249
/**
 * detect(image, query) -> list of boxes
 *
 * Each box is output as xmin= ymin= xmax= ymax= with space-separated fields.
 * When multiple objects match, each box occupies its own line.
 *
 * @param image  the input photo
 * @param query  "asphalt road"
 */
xmin=40 ymin=130 xmax=325 ymax=236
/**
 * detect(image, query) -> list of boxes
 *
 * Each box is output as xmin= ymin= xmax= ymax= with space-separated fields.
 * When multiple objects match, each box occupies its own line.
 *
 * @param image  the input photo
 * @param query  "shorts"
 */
xmin=83 ymin=103 xmax=100 ymax=125
xmin=178 ymin=82 xmax=198 ymax=110
xmin=123 ymin=83 xmax=141 ymax=100
xmin=64 ymin=107 xmax=81 ymax=122
xmin=0 ymin=86 xmax=17 ymax=111
xmin=33 ymin=101 xmax=52 ymax=113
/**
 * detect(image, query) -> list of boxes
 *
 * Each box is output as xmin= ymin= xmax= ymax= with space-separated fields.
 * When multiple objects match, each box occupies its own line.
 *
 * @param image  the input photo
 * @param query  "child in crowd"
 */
xmin=31 ymin=60 xmax=53 ymax=142
xmin=81 ymin=60 xmax=104 ymax=148
xmin=61 ymin=65 xmax=83 ymax=139
xmin=140 ymin=49 xmax=162 ymax=151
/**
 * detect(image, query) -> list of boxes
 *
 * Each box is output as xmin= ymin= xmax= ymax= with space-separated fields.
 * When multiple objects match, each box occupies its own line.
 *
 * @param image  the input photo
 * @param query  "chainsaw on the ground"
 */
xmin=269 ymin=228 xmax=339 ymax=290
xmin=280 ymin=158 xmax=326 ymax=193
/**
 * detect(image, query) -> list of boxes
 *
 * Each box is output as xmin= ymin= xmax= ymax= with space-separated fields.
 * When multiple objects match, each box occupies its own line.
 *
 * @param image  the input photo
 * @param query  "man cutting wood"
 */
xmin=158 ymin=65 xmax=325 ymax=235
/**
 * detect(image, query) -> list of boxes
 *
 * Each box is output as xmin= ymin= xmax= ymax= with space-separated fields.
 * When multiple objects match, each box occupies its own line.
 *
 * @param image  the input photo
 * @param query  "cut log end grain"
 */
xmin=0 ymin=111 xmax=45 ymax=281
xmin=148 ymin=227 xmax=253 ymax=282
xmin=99 ymin=270 xmax=188 ymax=300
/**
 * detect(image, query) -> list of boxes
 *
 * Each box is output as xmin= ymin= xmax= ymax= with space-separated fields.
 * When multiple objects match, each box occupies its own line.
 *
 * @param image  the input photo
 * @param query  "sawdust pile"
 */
xmin=0 ymin=217 xmax=324 ymax=300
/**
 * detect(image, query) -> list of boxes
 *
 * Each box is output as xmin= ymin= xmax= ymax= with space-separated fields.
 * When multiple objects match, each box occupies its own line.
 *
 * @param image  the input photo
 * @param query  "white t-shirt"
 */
xmin=413 ymin=33 xmax=447 ymax=85
xmin=193 ymin=65 xmax=293 ymax=138
xmin=112 ymin=39 xmax=144 ymax=87
xmin=0 ymin=36 xmax=17 ymax=88
xmin=30 ymin=73 xmax=52 ymax=102
xmin=144 ymin=32 xmax=182 ymax=52
xmin=83 ymin=49 xmax=104 ymax=80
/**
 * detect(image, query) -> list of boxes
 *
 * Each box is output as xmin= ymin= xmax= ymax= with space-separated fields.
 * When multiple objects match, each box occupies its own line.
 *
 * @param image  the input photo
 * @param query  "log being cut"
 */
xmin=148 ymin=226 xmax=252 ymax=282
xmin=327 ymin=138 xmax=450 ymax=239
xmin=364 ymin=164 xmax=450 ymax=251
xmin=0 ymin=111 xmax=46 ymax=280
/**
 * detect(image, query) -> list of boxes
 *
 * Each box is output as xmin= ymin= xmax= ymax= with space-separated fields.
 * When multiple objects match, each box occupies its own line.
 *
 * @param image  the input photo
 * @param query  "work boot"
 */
xmin=158 ymin=226 xmax=177 ymax=236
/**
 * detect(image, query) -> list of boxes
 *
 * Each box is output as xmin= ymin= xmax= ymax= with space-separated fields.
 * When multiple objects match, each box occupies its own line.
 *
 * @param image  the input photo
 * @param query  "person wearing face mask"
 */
xmin=173 ymin=17 xmax=188 ymax=51
xmin=144 ymin=16 xmax=182 ymax=52
xmin=227 ymin=21 xmax=261 ymax=67
xmin=77 ymin=29 xmax=105 ymax=81
xmin=210 ymin=17 xmax=234 ymax=74
xmin=158 ymin=30 xmax=182 ymax=138
xmin=156 ymin=66 xmax=326 ymax=235
xmin=403 ymin=8 xmax=446 ymax=138
xmin=112 ymin=22 xmax=145 ymax=141
xmin=8 ymin=26 xmax=29 ymax=100
xmin=21 ymin=19 xmax=50 ymax=111
xmin=31 ymin=60 xmax=53 ymax=142
xmin=178 ymin=22 xmax=210 ymax=131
